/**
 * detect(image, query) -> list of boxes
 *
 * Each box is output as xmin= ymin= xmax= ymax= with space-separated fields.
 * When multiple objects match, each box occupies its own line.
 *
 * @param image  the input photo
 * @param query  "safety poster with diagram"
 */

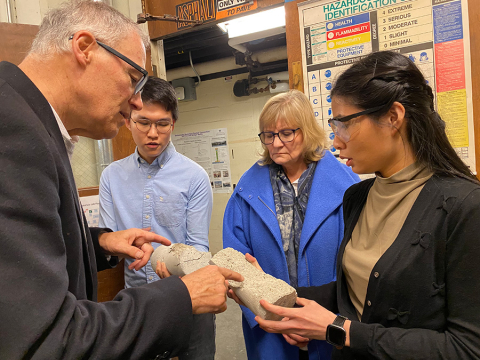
xmin=298 ymin=0 xmax=475 ymax=171
xmin=173 ymin=128 xmax=233 ymax=193
xmin=80 ymin=195 xmax=100 ymax=227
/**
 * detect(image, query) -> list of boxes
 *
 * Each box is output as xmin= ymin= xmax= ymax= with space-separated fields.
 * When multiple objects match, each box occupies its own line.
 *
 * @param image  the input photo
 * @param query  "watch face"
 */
xmin=326 ymin=324 xmax=346 ymax=346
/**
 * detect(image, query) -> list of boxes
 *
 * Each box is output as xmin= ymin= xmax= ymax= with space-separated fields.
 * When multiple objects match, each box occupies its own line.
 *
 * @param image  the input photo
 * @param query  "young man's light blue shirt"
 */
xmin=99 ymin=142 xmax=213 ymax=288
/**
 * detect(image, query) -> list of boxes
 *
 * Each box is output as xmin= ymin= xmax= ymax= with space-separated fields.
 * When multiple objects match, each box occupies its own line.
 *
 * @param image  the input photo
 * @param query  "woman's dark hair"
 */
xmin=141 ymin=76 xmax=179 ymax=122
xmin=331 ymin=50 xmax=476 ymax=182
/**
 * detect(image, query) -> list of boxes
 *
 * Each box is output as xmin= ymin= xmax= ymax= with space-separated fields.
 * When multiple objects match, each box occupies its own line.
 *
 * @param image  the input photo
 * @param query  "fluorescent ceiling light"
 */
xmin=217 ymin=6 xmax=285 ymax=39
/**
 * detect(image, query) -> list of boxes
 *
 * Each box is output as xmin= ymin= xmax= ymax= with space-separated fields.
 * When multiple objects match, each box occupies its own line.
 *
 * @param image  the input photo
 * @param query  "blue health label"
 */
xmin=326 ymin=13 xmax=370 ymax=32
xmin=433 ymin=1 xmax=463 ymax=44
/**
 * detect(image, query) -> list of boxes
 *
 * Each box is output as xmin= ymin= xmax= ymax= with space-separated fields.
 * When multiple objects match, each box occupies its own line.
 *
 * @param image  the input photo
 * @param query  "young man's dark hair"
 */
xmin=141 ymin=76 xmax=179 ymax=122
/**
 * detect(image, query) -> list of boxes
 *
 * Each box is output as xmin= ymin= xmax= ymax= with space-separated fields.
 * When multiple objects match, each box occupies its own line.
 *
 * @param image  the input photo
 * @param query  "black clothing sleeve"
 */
xmin=297 ymin=281 xmax=338 ymax=313
xmin=90 ymin=226 xmax=119 ymax=270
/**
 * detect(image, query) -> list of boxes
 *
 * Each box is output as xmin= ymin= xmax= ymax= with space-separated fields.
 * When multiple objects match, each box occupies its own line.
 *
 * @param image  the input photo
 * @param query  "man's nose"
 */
xmin=147 ymin=123 xmax=159 ymax=137
xmin=129 ymin=91 xmax=143 ymax=111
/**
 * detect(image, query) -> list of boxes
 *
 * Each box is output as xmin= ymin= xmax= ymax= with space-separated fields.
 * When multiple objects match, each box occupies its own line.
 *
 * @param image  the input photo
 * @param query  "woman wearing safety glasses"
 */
xmin=253 ymin=51 xmax=480 ymax=359
xmin=222 ymin=90 xmax=359 ymax=360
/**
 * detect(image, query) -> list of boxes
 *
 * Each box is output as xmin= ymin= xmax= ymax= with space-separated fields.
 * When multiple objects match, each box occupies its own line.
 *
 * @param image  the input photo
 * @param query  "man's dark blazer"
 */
xmin=0 ymin=61 xmax=193 ymax=359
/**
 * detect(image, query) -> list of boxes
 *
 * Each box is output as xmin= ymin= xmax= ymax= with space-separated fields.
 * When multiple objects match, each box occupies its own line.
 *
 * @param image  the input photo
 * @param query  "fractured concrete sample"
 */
xmin=210 ymin=247 xmax=297 ymax=321
xmin=150 ymin=243 xmax=212 ymax=277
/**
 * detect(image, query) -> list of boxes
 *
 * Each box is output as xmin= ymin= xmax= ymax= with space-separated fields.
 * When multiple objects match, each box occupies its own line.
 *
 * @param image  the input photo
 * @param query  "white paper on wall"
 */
xmin=173 ymin=128 xmax=233 ymax=193
xmin=80 ymin=195 xmax=100 ymax=227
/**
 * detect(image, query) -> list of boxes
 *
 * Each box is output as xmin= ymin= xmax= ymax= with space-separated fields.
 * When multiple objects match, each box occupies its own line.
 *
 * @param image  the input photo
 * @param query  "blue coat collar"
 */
xmin=236 ymin=152 xmax=355 ymax=254
xmin=235 ymin=163 xmax=281 ymax=246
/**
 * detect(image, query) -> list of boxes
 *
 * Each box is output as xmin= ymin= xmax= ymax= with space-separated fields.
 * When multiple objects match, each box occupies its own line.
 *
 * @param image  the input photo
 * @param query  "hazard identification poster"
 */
xmin=298 ymin=0 xmax=475 ymax=172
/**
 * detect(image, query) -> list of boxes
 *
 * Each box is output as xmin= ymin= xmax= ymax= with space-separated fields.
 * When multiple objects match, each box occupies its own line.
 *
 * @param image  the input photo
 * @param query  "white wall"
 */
xmin=3 ymin=0 xmax=79 ymax=25
xmin=173 ymin=74 xmax=277 ymax=254
xmin=1 ymin=0 xmax=142 ymax=26
xmin=71 ymin=137 xmax=98 ymax=188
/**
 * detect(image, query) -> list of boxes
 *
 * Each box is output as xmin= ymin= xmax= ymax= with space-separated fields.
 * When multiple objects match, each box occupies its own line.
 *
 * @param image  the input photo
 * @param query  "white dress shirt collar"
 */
xmin=50 ymin=105 xmax=79 ymax=161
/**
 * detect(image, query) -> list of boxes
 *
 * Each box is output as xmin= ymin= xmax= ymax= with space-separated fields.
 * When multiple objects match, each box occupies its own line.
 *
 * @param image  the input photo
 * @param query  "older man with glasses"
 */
xmin=0 ymin=1 xmax=241 ymax=359
xmin=99 ymin=76 xmax=216 ymax=360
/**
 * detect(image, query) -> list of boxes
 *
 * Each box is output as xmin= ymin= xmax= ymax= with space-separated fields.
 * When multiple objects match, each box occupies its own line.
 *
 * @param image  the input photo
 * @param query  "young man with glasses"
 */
xmin=99 ymin=76 xmax=215 ymax=360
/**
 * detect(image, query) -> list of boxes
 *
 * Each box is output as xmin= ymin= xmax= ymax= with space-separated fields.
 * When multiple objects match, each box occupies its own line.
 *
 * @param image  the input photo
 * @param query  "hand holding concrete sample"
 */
xmin=150 ymin=244 xmax=243 ymax=314
xmin=150 ymin=243 xmax=212 ymax=276
xmin=182 ymin=266 xmax=243 ymax=314
xmin=210 ymin=248 xmax=297 ymax=321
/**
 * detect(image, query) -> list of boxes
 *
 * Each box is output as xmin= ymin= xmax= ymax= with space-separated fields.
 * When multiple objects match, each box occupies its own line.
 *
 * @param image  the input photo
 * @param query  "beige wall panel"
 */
xmin=174 ymin=74 xmax=275 ymax=254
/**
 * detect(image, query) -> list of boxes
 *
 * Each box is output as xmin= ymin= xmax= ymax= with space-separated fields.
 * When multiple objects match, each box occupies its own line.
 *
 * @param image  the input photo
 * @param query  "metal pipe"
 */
xmin=166 ymin=46 xmax=287 ymax=81
xmin=94 ymin=139 xmax=114 ymax=183
xmin=4 ymin=0 xmax=14 ymax=23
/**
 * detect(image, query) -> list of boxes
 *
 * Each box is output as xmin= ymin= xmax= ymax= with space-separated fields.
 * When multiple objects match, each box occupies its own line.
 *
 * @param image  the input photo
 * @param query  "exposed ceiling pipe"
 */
xmin=4 ymin=0 xmax=14 ymax=23
xmin=166 ymin=46 xmax=287 ymax=81
xmin=189 ymin=50 xmax=201 ymax=87
xmin=227 ymin=39 xmax=248 ymax=54
xmin=226 ymin=26 xmax=286 ymax=54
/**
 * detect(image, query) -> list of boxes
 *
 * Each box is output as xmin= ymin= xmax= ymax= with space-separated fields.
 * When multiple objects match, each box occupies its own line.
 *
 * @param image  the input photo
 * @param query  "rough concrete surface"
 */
xmin=150 ymin=243 xmax=212 ymax=276
xmin=210 ymin=248 xmax=297 ymax=321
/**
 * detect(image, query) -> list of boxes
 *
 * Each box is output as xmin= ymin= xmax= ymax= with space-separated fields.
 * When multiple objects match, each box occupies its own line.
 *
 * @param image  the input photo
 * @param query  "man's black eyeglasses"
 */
xmin=69 ymin=35 xmax=148 ymax=95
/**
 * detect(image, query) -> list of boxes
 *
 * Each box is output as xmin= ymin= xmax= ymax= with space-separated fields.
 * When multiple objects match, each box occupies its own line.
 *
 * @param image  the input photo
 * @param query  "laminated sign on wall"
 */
xmin=298 ymin=0 xmax=475 ymax=171
xmin=173 ymin=128 xmax=233 ymax=193
xmin=79 ymin=195 xmax=100 ymax=227
xmin=176 ymin=0 xmax=257 ymax=29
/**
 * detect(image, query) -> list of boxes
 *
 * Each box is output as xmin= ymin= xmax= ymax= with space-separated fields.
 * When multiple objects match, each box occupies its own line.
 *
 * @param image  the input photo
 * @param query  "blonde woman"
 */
xmin=223 ymin=90 xmax=359 ymax=360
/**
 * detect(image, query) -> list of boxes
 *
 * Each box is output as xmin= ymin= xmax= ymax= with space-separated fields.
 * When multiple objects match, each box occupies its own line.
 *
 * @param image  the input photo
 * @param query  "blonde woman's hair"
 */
xmin=258 ymin=89 xmax=327 ymax=165
xmin=29 ymin=0 xmax=149 ymax=57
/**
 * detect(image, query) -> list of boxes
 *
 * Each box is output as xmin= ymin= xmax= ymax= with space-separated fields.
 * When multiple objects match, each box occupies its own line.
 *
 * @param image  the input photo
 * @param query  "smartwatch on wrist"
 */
xmin=326 ymin=315 xmax=348 ymax=348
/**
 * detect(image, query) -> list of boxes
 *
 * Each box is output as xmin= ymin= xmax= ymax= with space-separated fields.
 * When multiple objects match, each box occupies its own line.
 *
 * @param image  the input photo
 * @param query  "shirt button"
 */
xmin=147 ymin=175 xmax=151 ymax=179
xmin=149 ymin=276 xmax=153 ymax=280
xmin=374 ymin=272 xmax=379 ymax=278
xmin=145 ymin=215 xmax=150 ymax=219
xmin=367 ymin=300 xmax=372 ymax=306
xmin=157 ymin=351 xmax=170 ymax=359
xmin=159 ymin=196 xmax=163 ymax=201
xmin=160 ymin=164 xmax=164 ymax=168
xmin=146 ymin=195 xmax=150 ymax=199
xmin=248 ymin=195 xmax=252 ymax=199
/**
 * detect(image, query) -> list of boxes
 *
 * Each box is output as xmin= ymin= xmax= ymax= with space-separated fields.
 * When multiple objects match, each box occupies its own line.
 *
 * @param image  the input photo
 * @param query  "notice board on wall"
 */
xmin=298 ymin=0 xmax=476 ymax=171
xmin=175 ymin=0 xmax=258 ymax=29
xmin=173 ymin=128 xmax=233 ymax=193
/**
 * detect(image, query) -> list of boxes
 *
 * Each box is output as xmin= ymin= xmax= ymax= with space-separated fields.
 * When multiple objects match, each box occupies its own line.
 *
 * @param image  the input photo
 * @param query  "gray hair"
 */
xmin=29 ymin=0 xmax=149 ymax=56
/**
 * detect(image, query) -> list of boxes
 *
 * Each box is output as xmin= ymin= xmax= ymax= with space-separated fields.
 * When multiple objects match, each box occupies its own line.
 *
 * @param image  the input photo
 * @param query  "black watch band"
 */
xmin=326 ymin=315 xmax=348 ymax=349
xmin=332 ymin=314 xmax=347 ymax=327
